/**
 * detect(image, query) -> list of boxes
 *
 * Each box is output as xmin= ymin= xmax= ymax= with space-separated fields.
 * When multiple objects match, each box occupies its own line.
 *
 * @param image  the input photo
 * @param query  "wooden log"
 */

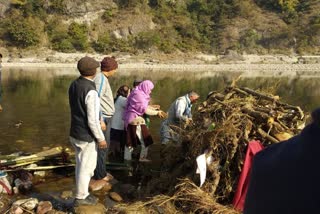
xmin=240 ymin=87 xmax=279 ymax=102
xmin=257 ymin=128 xmax=279 ymax=143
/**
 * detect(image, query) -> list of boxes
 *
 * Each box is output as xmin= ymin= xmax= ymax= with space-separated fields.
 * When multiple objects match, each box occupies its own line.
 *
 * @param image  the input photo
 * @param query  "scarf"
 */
xmin=123 ymin=80 xmax=154 ymax=128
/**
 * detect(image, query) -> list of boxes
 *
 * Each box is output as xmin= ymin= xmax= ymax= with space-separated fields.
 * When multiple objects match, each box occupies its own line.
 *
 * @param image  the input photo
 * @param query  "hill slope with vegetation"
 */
xmin=0 ymin=0 xmax=319 ymax=55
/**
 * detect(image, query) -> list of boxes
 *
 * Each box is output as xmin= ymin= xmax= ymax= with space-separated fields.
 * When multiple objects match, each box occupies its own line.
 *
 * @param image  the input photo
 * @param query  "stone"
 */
xmin=104 ymin=196 xmax=116 ymax=209
xmin=102 ymin=182 xmax=112 ymax=192
xmin=10 ymin=205 xmax=23 ymax=214
xmin=89 ymin=179 xmax=107 ymax=192
xmin=13 ymin=198 xmax=38 ymax=210
xmin=36 ymin=201 xmax=53 ymax=214
xmin=74 ymin=203 xmax=106 ymax=214
xmin=109 ymin=192 xmax=122 ymax=202
xmin=61 ymin=190 xmax=73 ymax=199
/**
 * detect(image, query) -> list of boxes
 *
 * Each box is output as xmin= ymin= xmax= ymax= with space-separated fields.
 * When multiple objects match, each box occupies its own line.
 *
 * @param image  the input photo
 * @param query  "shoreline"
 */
xmin=3 ymin=62 xmax=320 ymax=78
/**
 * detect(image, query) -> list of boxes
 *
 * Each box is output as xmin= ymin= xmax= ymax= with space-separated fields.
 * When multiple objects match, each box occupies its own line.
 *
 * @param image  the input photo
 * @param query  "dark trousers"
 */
xmin=93 ymin=117 xmax=111 ymax=180
xmin=93 ymin=147 xmax=107 ymax=180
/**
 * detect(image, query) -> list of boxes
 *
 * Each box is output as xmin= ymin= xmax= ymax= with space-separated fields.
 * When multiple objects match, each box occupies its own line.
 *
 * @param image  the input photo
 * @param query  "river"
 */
xmin=0 ymin=67 xmax=320 ymax=154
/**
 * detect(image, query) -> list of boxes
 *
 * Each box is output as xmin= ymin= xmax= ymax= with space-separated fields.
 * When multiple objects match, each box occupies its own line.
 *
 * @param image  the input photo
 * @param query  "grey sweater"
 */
xmin=94 ymin=72 xmax=115 ymax=118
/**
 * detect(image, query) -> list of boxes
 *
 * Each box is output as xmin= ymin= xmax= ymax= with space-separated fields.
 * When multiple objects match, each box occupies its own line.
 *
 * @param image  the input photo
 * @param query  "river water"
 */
xmin=0 ymin=67 xmax=320 ymax=155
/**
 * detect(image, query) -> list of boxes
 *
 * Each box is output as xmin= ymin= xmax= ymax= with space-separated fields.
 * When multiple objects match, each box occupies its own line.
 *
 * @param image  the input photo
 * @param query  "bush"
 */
xmin=240 ymin=29 xmax=260 ymax=49
xmin=68 ymin=22 xmax=89 ymax=51
xmin=92 ymin=33 xmax=112 ymax=53
xmin=6 ymin=17 xmax=41 ymax=47
xmin=134 ymin=31 xmax=160 ymax=51
xmin=48 ymin=0 xmax=65 ymax=14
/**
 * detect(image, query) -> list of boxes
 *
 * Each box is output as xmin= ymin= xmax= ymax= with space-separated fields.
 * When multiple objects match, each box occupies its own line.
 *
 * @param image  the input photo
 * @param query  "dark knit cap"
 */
xmin=101 ymin=57 xmax=118 ymax=72
xmin=77 ymin=56 xmax=100 ymax=76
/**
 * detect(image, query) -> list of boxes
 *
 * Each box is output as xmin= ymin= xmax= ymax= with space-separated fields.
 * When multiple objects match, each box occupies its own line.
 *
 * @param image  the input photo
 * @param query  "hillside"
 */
xmin=0 ymin=0 xmax=319 ymax=56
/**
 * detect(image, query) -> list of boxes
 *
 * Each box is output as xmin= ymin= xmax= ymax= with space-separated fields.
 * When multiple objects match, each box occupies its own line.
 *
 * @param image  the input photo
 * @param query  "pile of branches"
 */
xmin=123 ymin=86 xmax=307 ymax=213
xmin=185 ymin=86 xmax=306 ymax=203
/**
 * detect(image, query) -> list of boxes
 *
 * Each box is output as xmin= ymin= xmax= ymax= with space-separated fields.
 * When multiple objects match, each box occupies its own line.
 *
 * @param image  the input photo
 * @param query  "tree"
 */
xmin=7 ymin=17 xmax=41 ymax=47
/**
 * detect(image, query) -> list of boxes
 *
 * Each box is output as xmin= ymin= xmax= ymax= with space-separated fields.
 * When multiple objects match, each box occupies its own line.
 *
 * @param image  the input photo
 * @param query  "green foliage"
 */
xmin=134 ymin=31 xmax=160 ymax=50
xmin=48 ymin=0 xmax=65 ymax=14
xmin=101 ymin=10 xmax=114 ymax=22
xmin=92 ymin=33 xmax=112 ymax=53
xmin=6 ymin=17 xmax=41 ymax=47
xmin=240 ymin=29 xmax=260 ymax=49
xmin=68 ymin=22 xmax=89 ymax=51
xmin=11 ymin=0 xmax=46 ymax=18
xmin=0 ymin=0 xmax=319 ymax=54
xmin=116 ymin=0 xmax=147 ymax=8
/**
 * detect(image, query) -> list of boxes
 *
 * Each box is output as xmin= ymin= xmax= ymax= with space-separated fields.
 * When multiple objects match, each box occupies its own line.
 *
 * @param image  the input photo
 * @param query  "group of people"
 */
xmin=68 ymin=56 xmax=199 ymax=206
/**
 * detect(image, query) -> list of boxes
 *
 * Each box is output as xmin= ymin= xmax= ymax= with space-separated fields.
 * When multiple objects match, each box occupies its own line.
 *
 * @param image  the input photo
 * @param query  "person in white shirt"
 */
xmin=109 ymin=85 xmax=130 ymax=162
xmin=68 ymin=56 xmax=107 ymax=206
xmin=160 ymin=91 xmax=200 ymax=144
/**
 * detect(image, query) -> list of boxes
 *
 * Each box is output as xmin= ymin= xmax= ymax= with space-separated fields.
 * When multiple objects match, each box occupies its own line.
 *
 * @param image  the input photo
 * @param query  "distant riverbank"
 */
xmin=2 ymin=52 xmax=320 ymax=77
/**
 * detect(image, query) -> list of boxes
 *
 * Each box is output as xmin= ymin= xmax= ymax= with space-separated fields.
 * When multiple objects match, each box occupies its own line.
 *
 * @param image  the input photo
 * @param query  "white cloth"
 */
xmin=111 ymin=96 xmax=127 ymax=130
xmin=85 ymin=90 xmax=105 ymax=142
xmin=196 ymin=153 xmax=207 ymax=187
xmin=136 ymin=125 xmax=148 ymax=159
xmin=123 ymin=125 xmax=148 ymax=160
xmin=124 ymin=146 xmax=133 ymax=161
xmin=70 ymin=136 xmax=97 ymax=199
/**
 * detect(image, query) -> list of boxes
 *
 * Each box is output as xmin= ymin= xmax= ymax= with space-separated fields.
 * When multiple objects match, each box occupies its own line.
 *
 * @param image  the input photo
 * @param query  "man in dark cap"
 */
xmin=69 ymin=56 xmax=107 ymax=206
xmin=91 ymin=56 xmax=118 ymax=186
xmin=244 ymin=108 xmax=320 ymax=214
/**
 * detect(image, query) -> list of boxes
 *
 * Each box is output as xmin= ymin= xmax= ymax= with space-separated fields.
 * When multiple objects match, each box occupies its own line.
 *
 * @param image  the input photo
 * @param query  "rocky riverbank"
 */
xmin=1 ymin=50 xmax=320 ymax=77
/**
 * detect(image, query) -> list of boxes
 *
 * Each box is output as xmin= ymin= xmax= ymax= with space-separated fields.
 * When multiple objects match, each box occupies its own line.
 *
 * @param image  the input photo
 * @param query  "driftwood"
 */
xmin=140 ymin=86 xmax=307 ymax=214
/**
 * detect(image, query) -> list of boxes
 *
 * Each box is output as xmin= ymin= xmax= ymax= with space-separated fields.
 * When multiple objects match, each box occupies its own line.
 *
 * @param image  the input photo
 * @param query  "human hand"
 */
xmin=158 ymin=110 xmax=167 ymax=118
xmin=151 ymin=104 xmax=160 ymax=110
xmin=98 ymin=140 xmax=108 ymax=149
xmin=185 ymin=118 xmax=193 ymax=125
xmin=100 ymin=120 xmax=107 ymax=131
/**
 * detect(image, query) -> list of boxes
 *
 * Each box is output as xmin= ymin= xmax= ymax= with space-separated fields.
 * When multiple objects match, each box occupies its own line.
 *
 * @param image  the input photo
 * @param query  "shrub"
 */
xmin=134 ymin=31 xmax=161 ymax=50
xmin=68 ymin=22 xmax=89 ymax=51
xmin=92 ymin=33 xmax=112 ymax=53
xmin=6 ymin=17 xmax=41 ymax=47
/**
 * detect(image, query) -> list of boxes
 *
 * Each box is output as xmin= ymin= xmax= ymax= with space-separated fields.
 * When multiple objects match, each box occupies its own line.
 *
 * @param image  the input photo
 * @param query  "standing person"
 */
xmin=132 ymin=79 xmax=160 ymax=128
xmin=0 ymin=53 xmax=3 ymax=112
xmin=244 ymin=108 xmax=320 ymax=214
xmin=160 ymin=91 xmax=199 ymax=144
xmin=123 ymin=80 xmax=165 ymax=162
xmin=109 ymin=85 xmax=130 ymax=162
xmin=68 ymin=56 xmax=107 ymax=206
xmin=92 ymin=56 xmax=118 ymax=183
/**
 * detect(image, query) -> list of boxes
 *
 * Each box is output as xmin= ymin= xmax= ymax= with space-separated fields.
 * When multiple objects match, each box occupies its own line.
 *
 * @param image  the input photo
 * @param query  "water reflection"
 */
xmin=0 ymin=68 xmax=319 ymax=154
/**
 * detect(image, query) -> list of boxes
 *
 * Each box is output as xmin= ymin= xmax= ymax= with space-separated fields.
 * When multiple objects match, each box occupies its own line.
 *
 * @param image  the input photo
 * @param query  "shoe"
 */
xmin=74 ymin=194 xmax=98 ymax=206
xmin=139 ymin=158 xmax=151 ymax=162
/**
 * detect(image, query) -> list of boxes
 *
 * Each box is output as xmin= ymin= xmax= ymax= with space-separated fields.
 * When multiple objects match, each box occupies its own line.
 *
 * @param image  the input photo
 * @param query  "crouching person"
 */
xmin=69 ymin=57 xmax=107 ymax=206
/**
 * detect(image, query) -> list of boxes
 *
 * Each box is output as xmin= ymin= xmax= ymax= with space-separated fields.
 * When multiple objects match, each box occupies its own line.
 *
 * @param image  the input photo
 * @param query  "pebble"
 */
xmin=36 ymin=201 xmax=53 ymax=214
xmin=13 ymin=198 xmax=38 ymax=210
xmin=109 ymin=192 xmax=123 ymax=202
xmin=60 ymin=190 xmax=73 ymax=199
